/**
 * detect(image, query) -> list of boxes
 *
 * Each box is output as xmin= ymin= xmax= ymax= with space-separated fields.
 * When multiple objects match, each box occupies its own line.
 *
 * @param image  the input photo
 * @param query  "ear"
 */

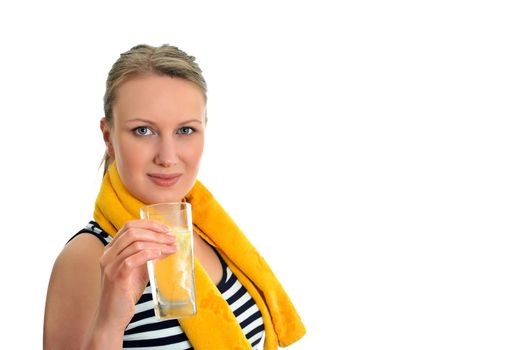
xmin=100 ymin=118 xmax=115 ymax=159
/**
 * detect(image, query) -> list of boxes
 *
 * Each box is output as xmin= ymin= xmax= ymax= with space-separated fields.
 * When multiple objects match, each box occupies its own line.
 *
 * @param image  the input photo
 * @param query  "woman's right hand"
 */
xmin=93 ymin=220 xmax=176 ymax=333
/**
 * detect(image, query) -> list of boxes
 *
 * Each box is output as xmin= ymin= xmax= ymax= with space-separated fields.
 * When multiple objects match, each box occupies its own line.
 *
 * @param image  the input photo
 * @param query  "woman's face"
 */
xmin=101 ymin=74 xmax=206 ymax=204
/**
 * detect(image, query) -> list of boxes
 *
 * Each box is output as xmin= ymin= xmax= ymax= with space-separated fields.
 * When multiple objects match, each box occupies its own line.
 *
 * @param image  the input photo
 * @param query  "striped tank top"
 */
xmin=73 ymin=221 xmax=265 ymax=349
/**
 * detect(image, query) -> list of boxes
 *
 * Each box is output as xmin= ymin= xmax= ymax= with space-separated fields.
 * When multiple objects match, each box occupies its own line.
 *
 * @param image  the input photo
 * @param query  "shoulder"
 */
xmin=48 ymin=226 xmax=107 ymax=303
xmin=60 ymin=231 xmax=106 ymax=273
xmin=58 ymin=222 xmax=109 ymax=278
xmin=44 ymin=228 xmax=105 ymax=348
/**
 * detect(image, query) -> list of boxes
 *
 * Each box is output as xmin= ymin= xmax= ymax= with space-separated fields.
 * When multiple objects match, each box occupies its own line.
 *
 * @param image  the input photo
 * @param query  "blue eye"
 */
xmin=177 ymin=127 xmax=195 ymax=135
xmin=133 ymin=127 xmax=154 ymax=136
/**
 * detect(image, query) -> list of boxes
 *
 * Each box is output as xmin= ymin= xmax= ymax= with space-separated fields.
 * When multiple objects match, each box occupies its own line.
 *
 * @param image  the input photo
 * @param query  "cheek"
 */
xmin=183 ymin=139 xmax=204 ymax=168
xmin=116 ymin=139 xmax=151 ymax=175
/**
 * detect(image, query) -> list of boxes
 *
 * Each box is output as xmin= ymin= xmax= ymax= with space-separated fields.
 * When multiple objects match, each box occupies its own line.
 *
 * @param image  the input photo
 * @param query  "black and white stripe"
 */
xmin=74 ymin=221 xmax=264 ymax=349
xmin=215 ymin=252 xmax=265 ymax=349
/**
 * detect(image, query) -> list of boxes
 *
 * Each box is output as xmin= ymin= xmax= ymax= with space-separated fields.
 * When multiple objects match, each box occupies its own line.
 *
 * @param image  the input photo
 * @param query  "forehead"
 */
xmin=112 ymin=74 xmax=206 ymax=123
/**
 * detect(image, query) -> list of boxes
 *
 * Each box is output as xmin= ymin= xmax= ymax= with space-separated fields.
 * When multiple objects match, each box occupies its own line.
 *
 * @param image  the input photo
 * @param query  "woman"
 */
xmin=44 ymin=44 xmax=305 ymax=349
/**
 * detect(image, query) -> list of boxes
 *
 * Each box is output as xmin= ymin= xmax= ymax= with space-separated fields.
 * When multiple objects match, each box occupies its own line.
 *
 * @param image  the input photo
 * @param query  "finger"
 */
xmin=118 ymin=241 xmax=177 ymax=261
xmin=119 ymin=249 xmax=166 ymax=271
xmin=103 ymin=240 xmax=176 ymax=274
xmin=111 ymin=220 xmax=169 ymax=244
xmin=102 ymin=234 xmax=175 ymax=270
xmin=102 ymin=248 xmax=162 ymax=281
xmin=109 ymin=225 xmax=175 ymax=256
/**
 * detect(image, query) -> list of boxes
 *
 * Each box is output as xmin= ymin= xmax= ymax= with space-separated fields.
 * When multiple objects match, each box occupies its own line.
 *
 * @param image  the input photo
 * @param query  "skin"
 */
xmin=44 ymin=74 xmax=222 ymax=349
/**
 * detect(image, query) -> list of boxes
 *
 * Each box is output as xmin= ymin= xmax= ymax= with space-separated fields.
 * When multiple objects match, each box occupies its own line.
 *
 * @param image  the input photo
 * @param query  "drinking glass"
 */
xmin=140 ymin=202 xmax=196 ymax=319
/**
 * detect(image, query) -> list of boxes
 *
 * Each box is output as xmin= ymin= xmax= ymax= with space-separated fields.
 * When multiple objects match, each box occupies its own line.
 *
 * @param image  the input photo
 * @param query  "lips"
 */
xmin=147 ymin=173 xmax=182 ymax=187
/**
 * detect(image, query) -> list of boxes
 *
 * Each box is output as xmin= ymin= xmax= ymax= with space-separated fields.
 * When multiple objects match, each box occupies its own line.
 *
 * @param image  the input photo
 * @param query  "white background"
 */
xmin=0 ymin=1 xmax=527 ymax=349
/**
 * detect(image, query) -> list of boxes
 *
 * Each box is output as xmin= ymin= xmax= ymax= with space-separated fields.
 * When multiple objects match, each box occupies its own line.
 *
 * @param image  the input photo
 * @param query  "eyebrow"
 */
xmin=125 ymin=118 xmax=203 ymax=126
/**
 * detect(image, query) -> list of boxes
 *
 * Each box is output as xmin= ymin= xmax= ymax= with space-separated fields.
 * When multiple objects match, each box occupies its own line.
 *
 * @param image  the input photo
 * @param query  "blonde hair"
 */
xmin=102 ymin=44 xmax=207 ymax=173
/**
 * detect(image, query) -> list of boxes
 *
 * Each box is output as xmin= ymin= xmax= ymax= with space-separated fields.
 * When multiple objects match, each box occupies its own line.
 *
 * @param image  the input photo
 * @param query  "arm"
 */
xmin=44 ymin=221 xmax=176 ymax=350
xmin=43 ymin=234 xmax=122 ymax=349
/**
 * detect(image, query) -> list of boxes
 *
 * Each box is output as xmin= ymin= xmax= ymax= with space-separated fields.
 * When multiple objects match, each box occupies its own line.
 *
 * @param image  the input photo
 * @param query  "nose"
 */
xmin=154 ymin=135 xmax=179 ymax=167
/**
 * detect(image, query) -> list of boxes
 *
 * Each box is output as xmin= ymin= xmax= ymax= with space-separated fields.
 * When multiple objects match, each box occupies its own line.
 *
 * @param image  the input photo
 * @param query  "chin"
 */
xmin=148 ymin=193 xmax=186 ymax=205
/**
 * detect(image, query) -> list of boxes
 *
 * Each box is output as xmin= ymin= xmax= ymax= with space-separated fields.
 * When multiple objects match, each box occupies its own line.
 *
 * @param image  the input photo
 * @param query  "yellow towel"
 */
xmin=94 ymin=163 xmax=305 ymax=349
